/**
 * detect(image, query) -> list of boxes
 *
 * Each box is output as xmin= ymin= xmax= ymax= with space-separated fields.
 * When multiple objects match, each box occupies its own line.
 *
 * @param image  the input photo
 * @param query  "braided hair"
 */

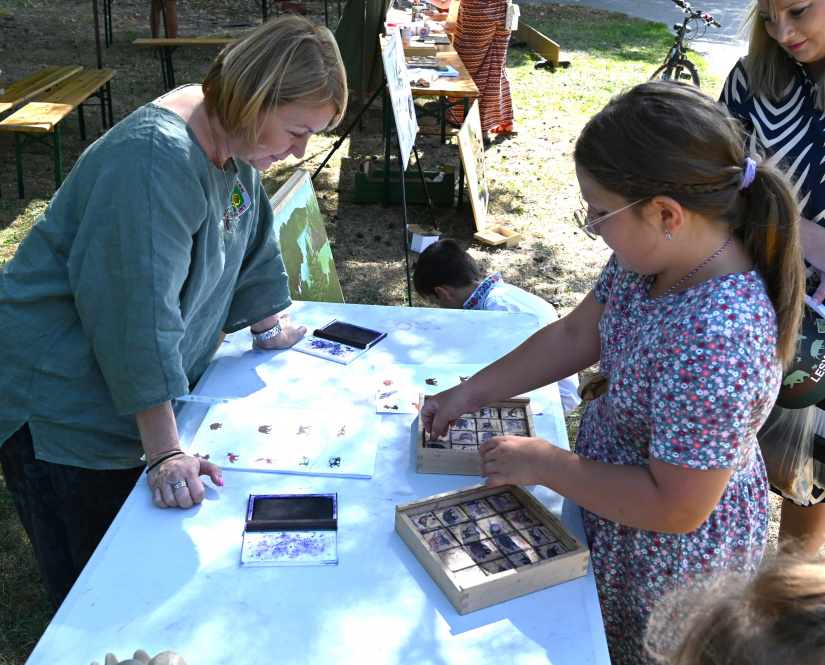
xmin=574 ymin=80 xmax=804 ymax=368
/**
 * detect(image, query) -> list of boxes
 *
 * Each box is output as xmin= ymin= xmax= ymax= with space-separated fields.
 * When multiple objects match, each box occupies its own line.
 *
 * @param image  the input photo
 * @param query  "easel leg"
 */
xmin=398 ymin=143 xmax=413 ymax=307
xmin=312 ymin=84 xmax=385 ymax=181
xmin=383 ymin=86 xmax=392 ymax=208
xmin=457 ymin=98 xmax=469 ymax=208
xmin=412 ymin=145 xmax=437 ymax=228
xmin=359 ymin=0 xmax=367 ymax=132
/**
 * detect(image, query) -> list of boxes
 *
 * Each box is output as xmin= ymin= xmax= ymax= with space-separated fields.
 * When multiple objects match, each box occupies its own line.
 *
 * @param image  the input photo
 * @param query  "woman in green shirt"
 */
xmin=0 ymin=14 xmax=347 ymax=607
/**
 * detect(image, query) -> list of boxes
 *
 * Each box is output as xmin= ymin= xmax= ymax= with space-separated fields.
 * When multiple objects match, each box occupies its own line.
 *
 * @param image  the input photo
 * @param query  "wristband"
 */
xmin=252 ymin=320 xmax=283 ymax=345
xmin=145 ymin=450 xmax=185 ymax=474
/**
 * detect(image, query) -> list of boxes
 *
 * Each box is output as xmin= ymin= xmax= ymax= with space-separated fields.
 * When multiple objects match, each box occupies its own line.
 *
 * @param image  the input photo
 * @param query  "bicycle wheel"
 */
xmin=650 ymin=59 xmax=701 ymax=87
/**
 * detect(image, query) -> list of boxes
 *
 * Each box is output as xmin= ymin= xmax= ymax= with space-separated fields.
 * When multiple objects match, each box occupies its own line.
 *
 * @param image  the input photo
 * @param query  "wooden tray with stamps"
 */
xmin=395 ymin=484 xmax=590 ymax=614
xmin=416 ymin=394 xmax=536 ymax=475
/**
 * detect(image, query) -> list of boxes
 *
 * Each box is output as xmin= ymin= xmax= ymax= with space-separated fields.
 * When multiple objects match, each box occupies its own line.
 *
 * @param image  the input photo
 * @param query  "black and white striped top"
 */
xmin=721 ymin=58 xmax=825 ymax=225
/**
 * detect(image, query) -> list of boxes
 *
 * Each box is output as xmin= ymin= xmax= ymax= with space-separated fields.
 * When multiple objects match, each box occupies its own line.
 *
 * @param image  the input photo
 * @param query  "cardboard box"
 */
xmin=474 ymin=226 xmax=521 ymax=248
xmin=416 ymin=394 xmax=536 ymax=475
xmin=408 ymin=224 xmax=441 ymax=253
xmin=395 ymin=483 xmax=590 ymax=614
xmin=403 ymin=43 xmax=438 ymax=57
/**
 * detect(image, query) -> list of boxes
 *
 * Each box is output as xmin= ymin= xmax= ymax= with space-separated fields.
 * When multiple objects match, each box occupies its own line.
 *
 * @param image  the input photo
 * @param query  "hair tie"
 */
xmin=739 ymin=157 xmax=757 ymax=190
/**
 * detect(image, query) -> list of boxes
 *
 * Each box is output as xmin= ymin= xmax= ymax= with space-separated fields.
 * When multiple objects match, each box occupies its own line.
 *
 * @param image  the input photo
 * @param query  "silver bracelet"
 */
xmin=252 ymin=320 xmax=283 ymax=345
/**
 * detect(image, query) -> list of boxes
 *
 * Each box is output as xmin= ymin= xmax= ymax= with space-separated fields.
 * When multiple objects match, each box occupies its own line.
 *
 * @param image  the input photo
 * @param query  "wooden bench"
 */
xmin=132 ymin=38 xmax=233 ymax=91
xmin=0 ymin=65 xmax=83 ymax=115
xmin=0 ymin=69 xmax=116 ymax=198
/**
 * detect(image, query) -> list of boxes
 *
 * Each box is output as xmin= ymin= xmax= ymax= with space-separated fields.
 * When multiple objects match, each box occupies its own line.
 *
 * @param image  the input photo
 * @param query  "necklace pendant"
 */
xmin=223 ymin=204 xmax=240 ymax=233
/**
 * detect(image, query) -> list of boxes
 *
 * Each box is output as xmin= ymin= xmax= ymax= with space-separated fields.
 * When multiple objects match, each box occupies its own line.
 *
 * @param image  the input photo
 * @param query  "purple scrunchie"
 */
xmin=739 ymin=157 xmax=757 ymax=190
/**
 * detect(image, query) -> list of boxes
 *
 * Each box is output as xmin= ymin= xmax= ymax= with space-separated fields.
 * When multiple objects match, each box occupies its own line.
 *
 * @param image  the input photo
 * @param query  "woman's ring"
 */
xmin=171 ymin=480 xmax=188 ymax=492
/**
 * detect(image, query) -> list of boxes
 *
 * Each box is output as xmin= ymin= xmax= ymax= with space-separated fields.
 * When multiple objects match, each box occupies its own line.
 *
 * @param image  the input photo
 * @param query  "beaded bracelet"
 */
xmin=145 ymin=450 xmax=185 ymax=475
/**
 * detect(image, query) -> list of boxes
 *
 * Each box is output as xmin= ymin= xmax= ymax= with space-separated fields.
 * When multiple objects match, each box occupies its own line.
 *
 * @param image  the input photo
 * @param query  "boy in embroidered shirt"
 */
xmin=413 ymin=239 xmax=580 ymax=414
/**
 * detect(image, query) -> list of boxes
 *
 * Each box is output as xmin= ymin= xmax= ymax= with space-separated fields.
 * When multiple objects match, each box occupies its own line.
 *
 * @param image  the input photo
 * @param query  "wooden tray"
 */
xmin=416 ymin=394 xmax=536 ymax=475
xmin=474 ymin=226 xmax=521 ymax=248
xmin=395 ymin=484 xmax=590 ymax=614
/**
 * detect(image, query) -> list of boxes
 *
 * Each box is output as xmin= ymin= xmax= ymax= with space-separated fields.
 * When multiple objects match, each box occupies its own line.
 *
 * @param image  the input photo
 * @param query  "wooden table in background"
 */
xmin=383 ymin=43 xmax=480 ymax=207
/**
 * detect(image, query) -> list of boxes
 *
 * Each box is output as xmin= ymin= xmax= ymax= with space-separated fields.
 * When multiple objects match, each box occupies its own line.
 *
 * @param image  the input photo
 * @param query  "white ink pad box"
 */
xmin=241 ymin=494 xmax=338 ymax=566
xmin=416 ymin=394 xmax=537 ymax=475
xmin=395 ymin=484 xmax=589 ymax=614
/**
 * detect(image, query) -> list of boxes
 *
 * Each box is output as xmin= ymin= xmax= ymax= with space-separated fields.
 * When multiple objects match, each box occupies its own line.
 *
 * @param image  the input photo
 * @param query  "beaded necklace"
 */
xmin=579 ymin=232 xmax=735 ymax=401
xmin=208 ymin=114 xmax=240 ymax=234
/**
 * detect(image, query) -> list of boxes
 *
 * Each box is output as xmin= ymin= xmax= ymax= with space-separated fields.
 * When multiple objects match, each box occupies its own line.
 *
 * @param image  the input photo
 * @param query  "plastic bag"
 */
xmin=757 ymin=405 xmax=816 ymax=503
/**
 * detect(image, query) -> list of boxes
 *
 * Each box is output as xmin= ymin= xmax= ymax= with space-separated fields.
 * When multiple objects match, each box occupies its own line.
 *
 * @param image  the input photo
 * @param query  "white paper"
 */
xmin=292 ymin=334 xmax=367 ymax=365
xmin=373 ymin=363 xmax=487 ymax=413
xmin=241 ymin=530 xmax=337 ymax=566
xmin=807 ymin=295 xmax=825 ymax=319
xmin=187 ymin=402 xmax=379 ymax=478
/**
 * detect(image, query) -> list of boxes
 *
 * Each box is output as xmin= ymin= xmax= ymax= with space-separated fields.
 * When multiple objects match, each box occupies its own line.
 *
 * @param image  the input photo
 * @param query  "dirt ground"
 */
xmin=0 ymin=0 xmax=611 ymax=312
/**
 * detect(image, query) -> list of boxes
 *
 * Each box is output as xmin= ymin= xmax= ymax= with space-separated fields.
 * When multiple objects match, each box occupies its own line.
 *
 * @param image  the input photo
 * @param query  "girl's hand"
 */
xmin=252 ymin=313 xmax=307 ymax=350
xmin=420 ymin=385 xmax=479 ymax=439
xmin=479 ymin=436 xmax=555 ymax=487
xmin=147 ymin=454 xmax=223 ymax=509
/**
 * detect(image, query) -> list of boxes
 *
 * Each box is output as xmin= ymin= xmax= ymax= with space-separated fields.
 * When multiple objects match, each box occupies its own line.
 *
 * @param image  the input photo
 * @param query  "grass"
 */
xmin=0 ymin=1 xmax=725 ymax=661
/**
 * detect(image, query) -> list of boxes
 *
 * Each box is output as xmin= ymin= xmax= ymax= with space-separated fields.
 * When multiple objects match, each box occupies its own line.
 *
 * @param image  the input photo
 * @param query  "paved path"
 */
xmin=542 ymin=0 xmax=753 ymax=80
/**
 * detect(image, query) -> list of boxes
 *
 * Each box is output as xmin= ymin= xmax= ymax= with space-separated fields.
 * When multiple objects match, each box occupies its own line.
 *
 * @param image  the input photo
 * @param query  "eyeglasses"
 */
xmin=572 ymin=198 xmax=645 ymax=240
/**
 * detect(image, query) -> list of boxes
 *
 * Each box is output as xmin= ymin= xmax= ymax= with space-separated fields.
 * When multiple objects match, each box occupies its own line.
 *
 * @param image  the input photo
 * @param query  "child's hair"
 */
xmin=412 ymin=239 xmax=481 ymax=297
xmin=742 ymin=1 xmax=825 ymax=113
xmin=644 ymin=557 xmax=825 ymax=665
xmin=574 ymin=80 xmax=804 ymax=369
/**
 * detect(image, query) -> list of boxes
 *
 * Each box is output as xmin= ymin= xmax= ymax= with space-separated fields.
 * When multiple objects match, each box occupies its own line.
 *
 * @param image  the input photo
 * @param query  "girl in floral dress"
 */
xmin=421 ymin=81 xmax=804 ymax=664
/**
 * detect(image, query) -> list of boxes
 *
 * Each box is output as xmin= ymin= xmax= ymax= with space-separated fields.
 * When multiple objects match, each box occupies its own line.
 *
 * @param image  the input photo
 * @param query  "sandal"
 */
xmin=490 ymin=122 xmax=518 ymax=137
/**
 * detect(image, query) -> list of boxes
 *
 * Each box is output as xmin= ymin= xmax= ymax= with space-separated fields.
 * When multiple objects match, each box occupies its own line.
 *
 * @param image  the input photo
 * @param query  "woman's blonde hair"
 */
xmin=743 ymin=1 xmax=825 ymax=112
xmin=202 ymin=14 xmax=347 ymax=144
xmin=574 ymin=81 xmax=804 ymax=368
xmin=645 ymin=557 xmax=825 ymax=664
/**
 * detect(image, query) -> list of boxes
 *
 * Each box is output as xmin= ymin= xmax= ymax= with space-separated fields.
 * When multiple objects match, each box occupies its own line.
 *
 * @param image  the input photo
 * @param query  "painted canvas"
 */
xmin=382 ymin=27 xmax=419 ymax=170
xmin=269 ymin=170 xmax=344 ymax=303
xmin=458 ymin=101 xmax=489 ymax=232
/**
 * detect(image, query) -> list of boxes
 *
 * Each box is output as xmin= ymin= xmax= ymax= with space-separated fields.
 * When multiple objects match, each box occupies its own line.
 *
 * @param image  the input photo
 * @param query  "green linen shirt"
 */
xmin=0 ymin=104 xmax=292 ymax=469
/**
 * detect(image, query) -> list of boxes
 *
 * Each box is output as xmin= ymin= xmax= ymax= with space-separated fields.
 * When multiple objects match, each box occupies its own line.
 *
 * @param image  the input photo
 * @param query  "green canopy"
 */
xmin=334 ymin=0 xmax=393 ymax=92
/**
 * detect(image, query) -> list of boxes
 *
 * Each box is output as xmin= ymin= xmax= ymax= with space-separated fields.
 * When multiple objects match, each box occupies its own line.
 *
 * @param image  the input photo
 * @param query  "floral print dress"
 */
xmin=576 ymin=256 xmax=777 ymax=664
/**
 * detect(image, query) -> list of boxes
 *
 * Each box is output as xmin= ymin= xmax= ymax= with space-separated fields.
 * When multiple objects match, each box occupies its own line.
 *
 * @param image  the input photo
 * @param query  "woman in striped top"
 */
xmin=720 ymin=0 xmax=825 ymax=559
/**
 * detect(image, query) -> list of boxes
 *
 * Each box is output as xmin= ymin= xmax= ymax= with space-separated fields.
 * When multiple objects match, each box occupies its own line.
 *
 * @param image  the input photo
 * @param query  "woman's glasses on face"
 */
xmin=572 ymin=198 xmax=645 ymax=240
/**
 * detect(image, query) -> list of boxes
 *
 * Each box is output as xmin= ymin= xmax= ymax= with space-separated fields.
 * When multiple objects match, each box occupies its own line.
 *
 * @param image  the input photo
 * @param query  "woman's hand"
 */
xmin=479 ymin=436 xmax=555 ymax=487
xmin=800 ymin=219 xmax=825 ymax=304
xmin=147 ymin=454 xmax=223 ymax=509
xmin=251 ymin=313 xmax=306 ymax=350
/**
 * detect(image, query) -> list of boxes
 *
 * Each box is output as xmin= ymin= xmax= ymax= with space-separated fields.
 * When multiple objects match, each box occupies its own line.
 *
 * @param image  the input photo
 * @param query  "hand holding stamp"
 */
xmin=421 ymin=384 xmax=481 ymax=439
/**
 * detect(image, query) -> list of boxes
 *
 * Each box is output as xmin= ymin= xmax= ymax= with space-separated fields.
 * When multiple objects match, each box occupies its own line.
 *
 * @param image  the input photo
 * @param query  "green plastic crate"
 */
xmin=355 ymin=162 xmax=455 ymax=204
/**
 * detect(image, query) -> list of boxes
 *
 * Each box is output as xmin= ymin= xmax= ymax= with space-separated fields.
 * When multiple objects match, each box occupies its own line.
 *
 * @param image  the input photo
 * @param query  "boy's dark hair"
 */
xmin=412 ymin=239 xmax=481 ymax=296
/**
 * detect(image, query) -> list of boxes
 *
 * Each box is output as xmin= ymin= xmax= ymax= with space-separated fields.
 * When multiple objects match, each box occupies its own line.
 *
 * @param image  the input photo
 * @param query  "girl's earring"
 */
xmin=665 ymin=228 xmax=672 ymax=241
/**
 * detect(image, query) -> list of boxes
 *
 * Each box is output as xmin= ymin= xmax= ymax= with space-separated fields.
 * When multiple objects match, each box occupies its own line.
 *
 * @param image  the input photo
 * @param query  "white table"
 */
xmin=27 ymin=302 xmax=609 ymax=665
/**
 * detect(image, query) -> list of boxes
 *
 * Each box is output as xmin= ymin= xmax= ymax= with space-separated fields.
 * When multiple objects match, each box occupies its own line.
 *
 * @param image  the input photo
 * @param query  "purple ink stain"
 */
xmin=250 ymin=532 xmax=331 ymax=561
